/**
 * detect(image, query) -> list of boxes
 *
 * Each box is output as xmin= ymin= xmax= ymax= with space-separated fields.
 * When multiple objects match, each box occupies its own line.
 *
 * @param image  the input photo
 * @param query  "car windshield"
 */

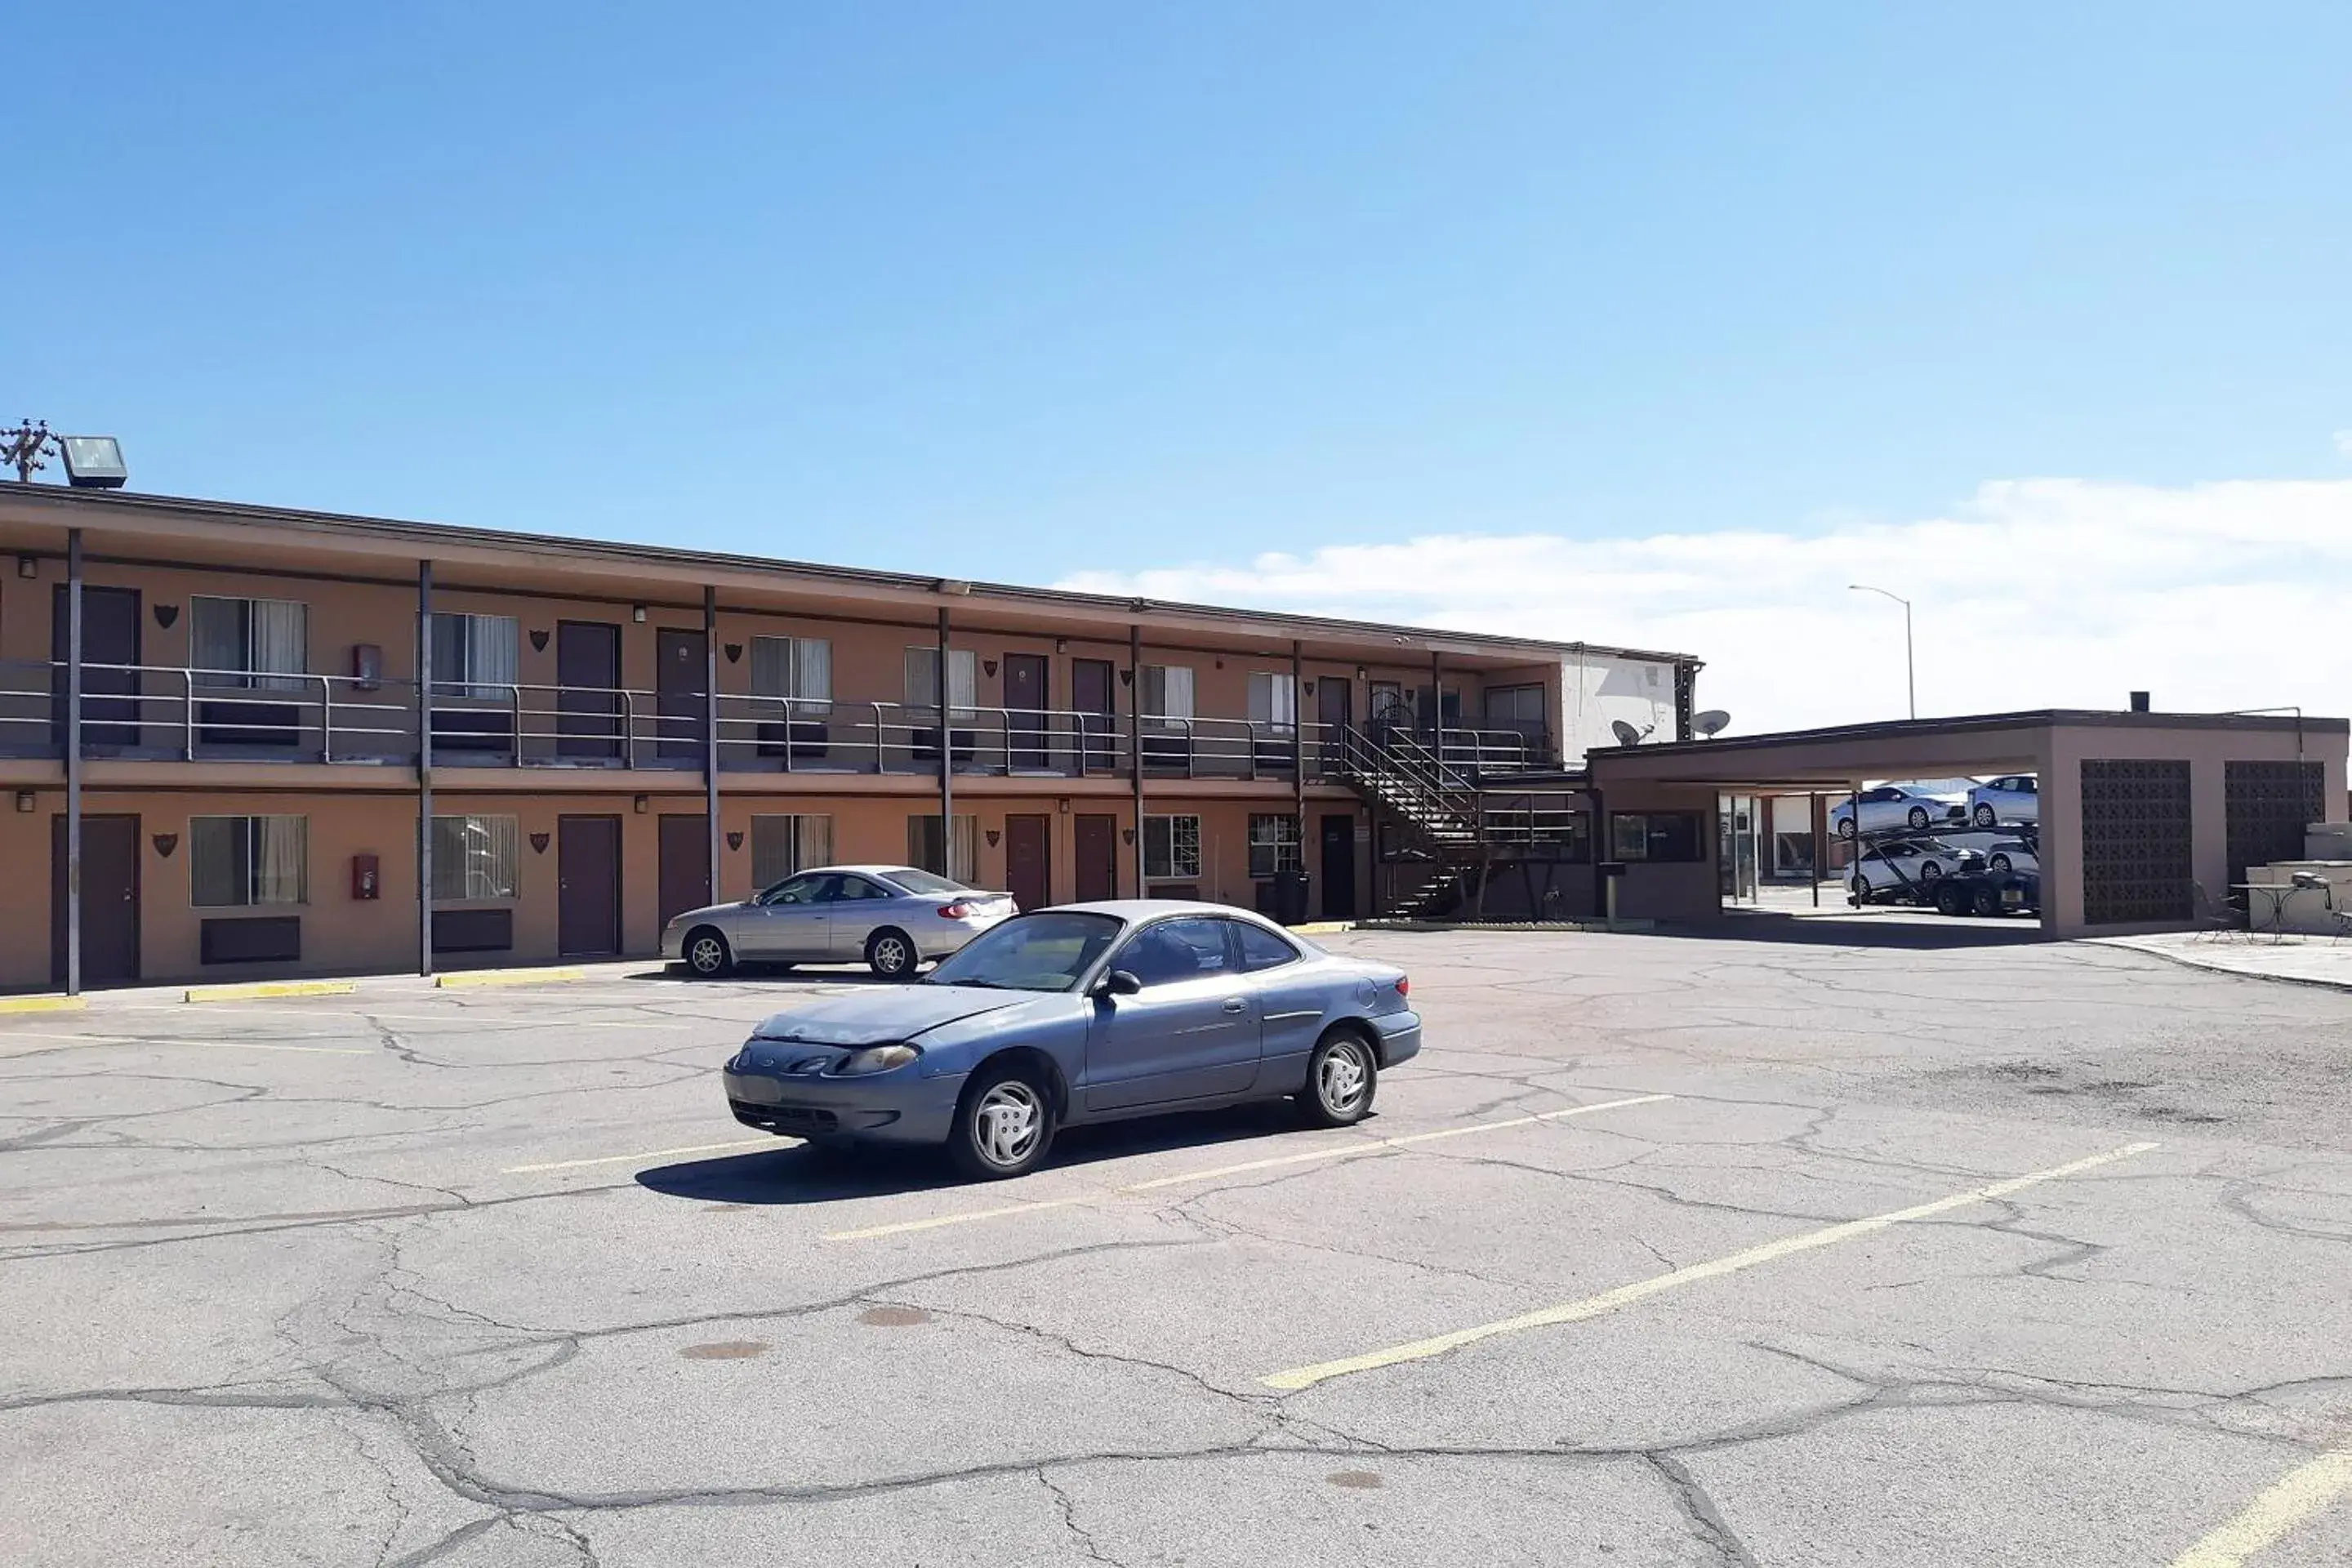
xmin=883 ymin=866 xmax=965 ymax=897
xmin=926 ymin=911 xmax=1124 ymax=992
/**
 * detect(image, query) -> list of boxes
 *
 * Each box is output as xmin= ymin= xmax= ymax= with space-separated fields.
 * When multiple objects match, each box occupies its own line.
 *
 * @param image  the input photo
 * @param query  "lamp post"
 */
xmin=1848 ymin=584 xmax=1914 ymax=719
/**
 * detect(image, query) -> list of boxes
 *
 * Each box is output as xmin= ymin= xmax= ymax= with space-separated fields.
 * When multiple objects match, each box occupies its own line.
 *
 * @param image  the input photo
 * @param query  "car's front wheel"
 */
xmin=683 ymin=927 xmax=733 ymax=979
xmin=1989 ymin=854 xmax=2012 ymax=873
xmin=1907 ymin=806 xmax=1931 ymax=829
xmin=866 ymin=929 xmax=918 ymax=981
xmin=1300 ymin=1030 xmax=1379 ymax=1127
xmin=1919 ymin=861 xmax=1942 ymax=882
xmin=949 ymin=1062 xmax=1057 ymax=1180
xmin=1974 ymin=803 xmax=1998 ymax=827
xmin=1837 ymin=817 xmax=1858 ymax=840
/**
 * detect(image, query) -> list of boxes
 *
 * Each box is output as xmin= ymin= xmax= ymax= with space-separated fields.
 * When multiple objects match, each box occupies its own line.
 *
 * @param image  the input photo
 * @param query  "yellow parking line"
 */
xmin=437 ymin=968 xmax=589 ymax=991
xmin=1116 ymin=1094 xmax=1674 ymax=1192
xmin=502 ymin=1137 xmax=785 ymax=1174
xmin=824 ymin=1094 xmax=1676 ymax=1242
xmin=2169 ymin=1449 xmax=2352 ymax=1568
xmin=824 ymin=1198 xmax=1091 ymax=1242
xmin=1261 ymin=1140 xmax=2158 ymax=1391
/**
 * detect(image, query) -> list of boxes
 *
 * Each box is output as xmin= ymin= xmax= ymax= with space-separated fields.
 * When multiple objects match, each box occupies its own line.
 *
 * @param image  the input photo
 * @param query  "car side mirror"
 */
xmin=1094 ymin=969 xmax=1143 ymax=999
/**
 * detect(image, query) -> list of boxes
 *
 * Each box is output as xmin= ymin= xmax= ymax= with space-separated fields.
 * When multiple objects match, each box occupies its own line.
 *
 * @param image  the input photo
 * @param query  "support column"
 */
xmin=938 ymin=607 xmax=953 ymax=877
xmin=705 ymin=587 xmax=721 ymax=903
xmin=65 ymin=529 xmax=83 ymax=996
xmin=416 ymin=562 xmax=434 ymax=976
xmin=1290 ymin=639 xmax=1305 ymax=813
xmin=1428 ymin=648 xmax=1443 ymax=753
xmin=1129 ymin=624 xmax=1145 ymax=896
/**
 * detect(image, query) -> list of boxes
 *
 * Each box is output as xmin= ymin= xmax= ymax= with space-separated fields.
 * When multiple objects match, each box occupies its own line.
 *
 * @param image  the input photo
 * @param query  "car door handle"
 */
xmin=1222 ymin=998 xmax=1247 ymax=1013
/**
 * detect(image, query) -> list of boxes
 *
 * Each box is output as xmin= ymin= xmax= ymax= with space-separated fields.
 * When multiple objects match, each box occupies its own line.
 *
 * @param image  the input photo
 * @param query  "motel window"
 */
xmin=1485 ymin=684 xmax=1546 ymax=726
xmin=751 ymin=814 xmax=835 ymax=888
xmin=189 ymin=595 xmax=309 ymax=692
xmin=904 ymin=647 xmax=978 ymax=718
xmin=1143 ymin=814 xmax=1203 ymax=880
xmin=189 ymin=815 xmax=309 ymax=907
xmin=1141 ymin=665 xmax=1195 ymax=729
xmin=430 ymin=612 xmax=521 ymax=701
xmin=906 ymin=814 xmax=980 ymax=884
xmin=431 ymin=815 xmax=520 ymax=902
xmin=1247 ymin=814 xmax=1301 ymax=876
xmin=1610 ymin=812 xmax=1704 ymax=864
xmin=751 ymin=635 xmax=832 ymax=715
xmin=1247 ymin=673 xmax=1296 ymax=735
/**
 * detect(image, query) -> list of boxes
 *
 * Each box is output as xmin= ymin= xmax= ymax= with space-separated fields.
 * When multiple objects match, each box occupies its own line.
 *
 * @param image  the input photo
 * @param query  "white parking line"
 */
xmin=1260 ymin=1140 xmax=2159 ymax=1390
xmin=2169 ymin=1448 xmax=2352 ymax=1568
xmin=501 ymin=1137 xmax=788 ymax=1174
xmin=822 ymin=1094 xmax=1675 ymax=1243
xmin=0 ymin=1033 xmax=368 ymax=1056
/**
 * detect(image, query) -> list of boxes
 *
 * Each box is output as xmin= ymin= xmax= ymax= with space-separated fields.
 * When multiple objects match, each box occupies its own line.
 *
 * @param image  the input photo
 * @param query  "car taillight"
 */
xmin=939 ymin=902 xmax=973 ymax=919
xmin=1396 ymin=977 xmax=1410 ymax=998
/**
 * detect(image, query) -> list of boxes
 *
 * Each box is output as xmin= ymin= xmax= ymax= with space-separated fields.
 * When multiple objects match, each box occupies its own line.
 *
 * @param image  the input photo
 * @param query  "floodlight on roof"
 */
xmin=58 ymin=435 xmax=127 ymax=489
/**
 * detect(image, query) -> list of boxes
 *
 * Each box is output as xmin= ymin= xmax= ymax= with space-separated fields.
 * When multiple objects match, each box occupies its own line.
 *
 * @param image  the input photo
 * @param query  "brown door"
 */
xmin=1074 ymin=814 xmax=1118 ymax=902
xmin=657 ymin=815 xmax=710 ymax=929
xmin=1073 ymin=658 xmax=1115 ymax=772
xmin=657 ymin=628 xmax=706 ymax=760
xmin=51 ymin=813 xmax=140 ymax=987
xmin=1004 ymin=814 xmax=1051 ymax=912
xmin=557 ymin=816 xmax=622 ymax=957
xmin=1316 ymin=675 xmax=1352 ymax=772
xmin=1320 ymin=813 xmax=1357 ymax=921
xmin=1003 ymin=653 xmax=1049 ymax=770
xmin=52 ymin=585 xmax=143 ymax=750
xmin=557 ymin=621 xmax=621 ymax=760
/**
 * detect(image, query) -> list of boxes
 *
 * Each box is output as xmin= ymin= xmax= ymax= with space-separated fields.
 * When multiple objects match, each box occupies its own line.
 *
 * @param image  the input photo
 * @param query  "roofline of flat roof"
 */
xmin=1590 ymin=708 xmax=2350 ymax=762
xmin=0 ymin=484 xmax=1704 ymax=668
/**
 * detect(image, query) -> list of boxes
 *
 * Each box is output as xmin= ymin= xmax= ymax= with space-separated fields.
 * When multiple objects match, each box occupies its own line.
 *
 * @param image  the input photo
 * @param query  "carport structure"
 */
xmin=1584 ymin=709 xmax=2348 ymax=938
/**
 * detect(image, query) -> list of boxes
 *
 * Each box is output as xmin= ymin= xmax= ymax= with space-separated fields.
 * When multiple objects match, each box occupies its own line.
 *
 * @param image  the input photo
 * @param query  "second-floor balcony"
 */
xmin=0 ymin=659 xmax=1557 ymax=783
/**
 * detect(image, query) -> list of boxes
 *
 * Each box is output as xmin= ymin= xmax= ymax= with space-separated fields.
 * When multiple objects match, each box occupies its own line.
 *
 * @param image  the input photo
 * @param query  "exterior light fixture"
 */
xmin=936 ymin=578 xmax=973 ymax=596
xmin=1054 ymin=638 xmax=1067 ymax=654
xmin=631 ymin=604 xmax=648 ymax=624
xmin=13 ymin=791 xmax=33 ymax=813
xmin=632 ymin=794 xmax=649 ymax=813
xmin=58 ymin=435 xmax=128 ymax=489
xmin=15 ymin=556 xmax=34 ymax=580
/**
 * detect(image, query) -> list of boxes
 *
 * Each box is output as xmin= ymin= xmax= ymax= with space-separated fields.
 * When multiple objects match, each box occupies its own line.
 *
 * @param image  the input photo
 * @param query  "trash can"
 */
xmin=1272 ymin=871 xmax=1311 ymax=924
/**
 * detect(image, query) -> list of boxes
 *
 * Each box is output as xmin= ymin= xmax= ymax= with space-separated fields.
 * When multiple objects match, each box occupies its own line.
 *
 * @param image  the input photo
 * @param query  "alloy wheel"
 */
xmin=688 ymin=934 xmax=726 ymax=976
xmin=972 ymin=1080 xmax=1043 ymax=1169
xmin=872 ymin=935 xmax=911 ymax=974
xmin=1318 ymin=1040 xmax=1370 ymax=1117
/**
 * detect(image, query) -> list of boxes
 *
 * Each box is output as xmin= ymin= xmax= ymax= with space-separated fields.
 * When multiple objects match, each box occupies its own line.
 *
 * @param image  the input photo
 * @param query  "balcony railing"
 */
xmin=0 ymin=658 xmax=1554 ymax=781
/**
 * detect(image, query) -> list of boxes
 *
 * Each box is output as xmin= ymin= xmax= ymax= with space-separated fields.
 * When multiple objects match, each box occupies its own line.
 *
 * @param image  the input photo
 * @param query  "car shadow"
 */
xmin=1656 ymin=911 xmax=2049 ymax=949
xmin=635 ymin=1098 xmax=1330 ymax=1206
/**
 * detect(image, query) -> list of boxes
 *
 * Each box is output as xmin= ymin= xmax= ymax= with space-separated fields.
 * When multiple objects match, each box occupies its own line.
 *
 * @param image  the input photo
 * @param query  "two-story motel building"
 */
xmin=0 ymin=484 xmax=1700 ymax=993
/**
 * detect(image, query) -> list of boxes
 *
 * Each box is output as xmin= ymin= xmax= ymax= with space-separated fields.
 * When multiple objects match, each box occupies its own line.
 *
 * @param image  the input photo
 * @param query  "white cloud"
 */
xmin=1058 ymin=478 xmax=2352 ymax=737
xmin=2335 ymin=430 xmax=2352 ymax=457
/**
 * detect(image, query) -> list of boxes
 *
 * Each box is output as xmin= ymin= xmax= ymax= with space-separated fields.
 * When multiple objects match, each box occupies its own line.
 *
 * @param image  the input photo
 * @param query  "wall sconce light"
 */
xmin=631 ymin=604 xmax=648 ymax=624
xmin=1354 ymin=666 xmax=1367 ymax=681
xmin=1054 ymin=639 xmax=1067 ymax=654
xmin=1058 ymin=798 xmax=1071 ymax=813
xmin=632 ymin=794 xmax=649 ymax=813
xmin=15 ymin=556 xmax=35 ymax=581
xmin=13 ymin=791 xmax=33 ymax=813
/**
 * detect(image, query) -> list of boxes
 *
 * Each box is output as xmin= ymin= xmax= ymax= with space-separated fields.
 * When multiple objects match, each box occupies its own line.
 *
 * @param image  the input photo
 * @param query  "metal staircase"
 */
xmin=1334 ymin=726 xmax=1494 ymax=918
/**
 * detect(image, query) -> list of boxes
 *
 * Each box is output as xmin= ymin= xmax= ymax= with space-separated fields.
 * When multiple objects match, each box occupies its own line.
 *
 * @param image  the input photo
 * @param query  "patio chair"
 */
xmin=2189 ymin=881 xmax=2242 ymax=942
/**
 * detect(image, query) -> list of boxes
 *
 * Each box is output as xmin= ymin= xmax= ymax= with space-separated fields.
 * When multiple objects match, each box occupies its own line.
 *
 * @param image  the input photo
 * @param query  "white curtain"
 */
xmin=904 ymin=647 xmax=976 ymax=718
xmin=434 ymin=613 xmax=519 ymax=700
xmin=794 ymin=639 xmax=831 ymax=712
xmin=753 ymin=637 xmax=832 ymax=715
xmin=753 ymin=814 xmax=834 ymax=887
xmin=250 ymin=599 xmax=308 ymax=693
xmin=253 ymin=816 xmax=308 ymax=904
xmin=433 ymin=815 xmax=519 ymax=902
xmin=1145 ymin=666 xmax=1194 ymax=728
xmin=1250 ymin=673 xmax=1295 ymax=732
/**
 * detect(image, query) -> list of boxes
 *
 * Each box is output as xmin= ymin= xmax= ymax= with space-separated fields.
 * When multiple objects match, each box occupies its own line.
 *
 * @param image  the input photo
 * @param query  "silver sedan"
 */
xmin=662 ymin=864 xmax=1015 ymax=979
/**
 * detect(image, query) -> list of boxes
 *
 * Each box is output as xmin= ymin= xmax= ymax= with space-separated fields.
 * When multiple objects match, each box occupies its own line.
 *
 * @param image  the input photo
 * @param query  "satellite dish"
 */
xmin=1694 ymin=709 xmax=1731 ymax=739
xmin=1610 ymin=719 xmax=1645 ymax=747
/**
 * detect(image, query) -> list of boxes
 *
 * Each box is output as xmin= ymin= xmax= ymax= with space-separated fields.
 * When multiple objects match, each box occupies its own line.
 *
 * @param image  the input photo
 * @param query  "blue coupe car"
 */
xmin=721 ymin=900 xmax=1420 ymax=1179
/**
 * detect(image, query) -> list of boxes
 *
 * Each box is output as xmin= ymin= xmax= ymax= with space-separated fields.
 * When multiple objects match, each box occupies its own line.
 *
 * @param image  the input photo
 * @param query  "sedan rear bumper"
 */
xmin=1372 ymin=1010 xmax=1422 ymax=1067
xmin=722 ymin=1066 xmax=966 ymax=1146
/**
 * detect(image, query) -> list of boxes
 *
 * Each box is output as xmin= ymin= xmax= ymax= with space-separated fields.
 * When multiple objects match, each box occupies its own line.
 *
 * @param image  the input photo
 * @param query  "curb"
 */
xmin=0 ymin=996 xmax=87 ymax=1016
xmin=1289 ymin=921 xmax=1356 ymax=935
xmin=185 ymin=980 xmax=359 ymax=1004
xmin=2087 ymin=938 xmax=2352 ymax=995
xmin=436 ymin=967 xmax=589 ymax=991
xmin=1352 ymin=918 xmax=1657 ymax=935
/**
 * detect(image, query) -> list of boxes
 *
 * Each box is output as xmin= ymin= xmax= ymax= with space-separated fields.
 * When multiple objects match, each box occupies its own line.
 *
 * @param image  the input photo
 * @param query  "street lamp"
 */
xmin=1848 ymin=584 xmax=1914 ymax=719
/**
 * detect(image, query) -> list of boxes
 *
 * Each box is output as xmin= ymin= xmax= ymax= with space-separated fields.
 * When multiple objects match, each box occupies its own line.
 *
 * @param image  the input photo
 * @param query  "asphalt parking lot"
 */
xmin=4 ymin=930 xmax=2350 ymax=1567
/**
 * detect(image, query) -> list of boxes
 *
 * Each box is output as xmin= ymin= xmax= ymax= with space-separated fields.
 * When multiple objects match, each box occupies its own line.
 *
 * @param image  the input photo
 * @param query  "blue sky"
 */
xmin=9 ymin=3 xmax=2352 ymax=726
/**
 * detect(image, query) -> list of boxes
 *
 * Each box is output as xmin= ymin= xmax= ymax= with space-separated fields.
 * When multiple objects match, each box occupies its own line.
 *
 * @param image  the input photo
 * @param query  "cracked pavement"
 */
xmin=2 ymin=930 xmax=2350 ymax=1566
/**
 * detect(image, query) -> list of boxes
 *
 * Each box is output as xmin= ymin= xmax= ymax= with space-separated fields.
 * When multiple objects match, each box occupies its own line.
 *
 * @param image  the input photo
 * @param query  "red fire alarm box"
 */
xmin=352 ymin=853 xmax=381 ymax=901
xmin=351 ymin=644 xmax=382 ymax=693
